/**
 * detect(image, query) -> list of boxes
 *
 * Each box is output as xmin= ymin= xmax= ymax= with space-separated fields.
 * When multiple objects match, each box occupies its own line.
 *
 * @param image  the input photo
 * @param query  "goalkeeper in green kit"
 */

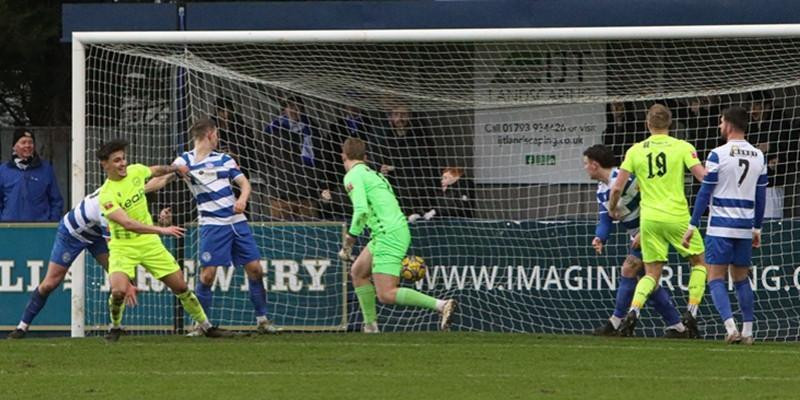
xmin=338 ymin=137 xmax=456 ymax=333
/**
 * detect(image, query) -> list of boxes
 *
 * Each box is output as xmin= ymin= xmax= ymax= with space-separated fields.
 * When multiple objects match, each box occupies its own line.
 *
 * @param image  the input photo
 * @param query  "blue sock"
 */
xmin=734 ymin=279 xmax=755 ymax=322
xmin=248 ymin=278 xmax=268 ymax=317
xmin=709 ymin=279 xmax=733 ymax=321
xmin=195 ymin=281 xmax=213 ymax=316
xmin=614 ymin=277 xmax=637 ymax=318
xmin=21 ymin=287 xmax=49 ymax=325
xmin=648 ymin=285 xmax=681 ymax=326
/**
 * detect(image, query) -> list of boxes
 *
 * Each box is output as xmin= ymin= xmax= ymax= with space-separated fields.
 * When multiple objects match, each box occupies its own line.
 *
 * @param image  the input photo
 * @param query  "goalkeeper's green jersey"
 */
xmin=99 ymin=163 xmax=157 ymax=245
xmin=343 ymin=162 xmax=407 ymax=236
xmin=620 ymin=134 xmax=701 ymax=223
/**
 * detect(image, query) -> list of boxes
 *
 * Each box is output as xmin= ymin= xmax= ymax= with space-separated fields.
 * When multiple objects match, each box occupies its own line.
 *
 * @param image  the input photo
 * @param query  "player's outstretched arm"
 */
xmin=149 ymin=164 xmax=188 ymax=178
xmin=608 ymin=168 xmax=630 ymax=219
xmin=106 ymin=208 xmax=185 ymax=238
xmin=144 ymin=173 xmax=177 ymax=193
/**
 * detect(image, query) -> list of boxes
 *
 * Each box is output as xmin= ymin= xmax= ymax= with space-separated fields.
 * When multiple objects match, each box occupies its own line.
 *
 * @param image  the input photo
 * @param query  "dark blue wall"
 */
xmin=62 ymin=3 xmax=177 ymax=41
xmin=63 ymin=0 xmax=800 ymax=41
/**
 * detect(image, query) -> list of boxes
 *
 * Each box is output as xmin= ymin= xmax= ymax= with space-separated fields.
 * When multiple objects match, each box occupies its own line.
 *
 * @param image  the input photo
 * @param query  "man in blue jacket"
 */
xmin=0 ymin=129 xmax=63 ymax=221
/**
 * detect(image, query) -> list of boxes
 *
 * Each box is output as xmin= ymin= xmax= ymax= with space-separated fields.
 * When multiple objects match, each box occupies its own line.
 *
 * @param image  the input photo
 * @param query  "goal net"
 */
xmin=74 ymin=27 xmax=800 ymax=340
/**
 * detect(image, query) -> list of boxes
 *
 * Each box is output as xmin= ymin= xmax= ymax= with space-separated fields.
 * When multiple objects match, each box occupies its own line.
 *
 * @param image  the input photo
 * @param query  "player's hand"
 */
xmin=631 ymin=232 xmax=641 ymax=249
xmin=591 ymin=237 xmax=604 ymax=255
xmin=158 ymin=207 xmax=172 ymax=226
xmin=752 ymin=230 xmax=762 ymax=248
xmin=233 ymin=198 xmax=247 ymax=214
xmin=608 ymin=208 xmax=620 ymax=220
xmin=160 ymin=225 xmax=186 ymax=238
xmin=175 ymin=165 xmax=190 ymax=177
xmin=681 ymin=229 xmax=694 ymax=249
xmin=380 ymin=164 xmax=395 ymax=175
xmin=124 ymin=283 xmax=138 ymax=307
xmin=338 ymin=234 xmax=356 ymax=262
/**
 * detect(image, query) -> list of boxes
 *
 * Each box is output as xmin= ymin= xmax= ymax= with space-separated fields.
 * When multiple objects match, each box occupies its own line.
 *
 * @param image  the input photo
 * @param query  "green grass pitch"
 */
xmin=1 ymin=333 xmax=799 ymax=399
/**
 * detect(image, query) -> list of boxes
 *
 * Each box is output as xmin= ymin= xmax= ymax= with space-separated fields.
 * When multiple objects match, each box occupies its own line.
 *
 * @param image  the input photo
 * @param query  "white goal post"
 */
xmin=72 ymin=25 xmax=800 ymax=338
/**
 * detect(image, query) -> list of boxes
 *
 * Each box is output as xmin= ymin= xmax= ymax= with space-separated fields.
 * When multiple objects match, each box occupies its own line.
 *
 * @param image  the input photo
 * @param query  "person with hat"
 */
xmin=0 ymin=128 xmax=63 ymax=221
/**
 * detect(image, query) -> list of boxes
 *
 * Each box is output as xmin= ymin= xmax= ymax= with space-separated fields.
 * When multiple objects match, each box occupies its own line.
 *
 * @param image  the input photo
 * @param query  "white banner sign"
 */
xmin=473 ymin=44 xmax=607 ymax=184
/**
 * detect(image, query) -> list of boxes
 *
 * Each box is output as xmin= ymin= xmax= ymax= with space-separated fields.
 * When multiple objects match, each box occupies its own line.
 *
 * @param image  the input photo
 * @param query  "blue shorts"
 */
xmin=199 ymin=222 xmax=261 ymax=268
xmin=49 ymin=231 xmax=108 ymax=267
xmin=705 ymin=235 xmax=752 ymax=267
xmin=627 ymin=229 xmax=642 ymax=260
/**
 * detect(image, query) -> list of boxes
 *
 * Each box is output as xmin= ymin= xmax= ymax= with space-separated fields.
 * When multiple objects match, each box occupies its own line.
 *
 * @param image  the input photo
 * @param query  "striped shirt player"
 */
xmin=596 ymin=167 xmax=642 ymax=259
xmin=690 ymin=140 xmax=767 ymax=258
xmin=688 ymin=110 xmax=767 ymax=344
xmin=8 ymin=189 xmax=110 ymax=338
xmin=54 ymin=188 xmax=109 ymax=266
xmin=173 ymin=140 xmax=272 ymax=333
xmin=173 ymin=150 xmax=260 ymax=267
xmin=584 ymin=144 xmax=686 ymax=338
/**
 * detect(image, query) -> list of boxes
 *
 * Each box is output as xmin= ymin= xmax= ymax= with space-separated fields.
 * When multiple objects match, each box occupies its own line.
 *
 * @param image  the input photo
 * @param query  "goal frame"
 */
xmin=70 ymin=24 xmax=800 ymax=337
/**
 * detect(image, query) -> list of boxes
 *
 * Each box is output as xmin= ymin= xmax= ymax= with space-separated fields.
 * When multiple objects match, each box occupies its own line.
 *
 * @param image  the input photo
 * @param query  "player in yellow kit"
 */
xmin=609 ymin=104 xmax=708 ymax=337
xmin=97 ymin=139 xmax=229 ymax=341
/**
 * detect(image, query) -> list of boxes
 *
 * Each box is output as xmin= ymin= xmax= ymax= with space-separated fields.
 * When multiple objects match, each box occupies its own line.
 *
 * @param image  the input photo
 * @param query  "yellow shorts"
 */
xmin=108 ymin=238 xmax=180 ymax=280
xmin=640 ymin=218 xmax=705 ymax=263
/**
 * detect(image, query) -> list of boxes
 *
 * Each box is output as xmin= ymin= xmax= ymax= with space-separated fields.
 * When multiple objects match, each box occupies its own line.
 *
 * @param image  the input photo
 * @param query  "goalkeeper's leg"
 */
xmin=350 ymin=246 xmax=379 ymax=330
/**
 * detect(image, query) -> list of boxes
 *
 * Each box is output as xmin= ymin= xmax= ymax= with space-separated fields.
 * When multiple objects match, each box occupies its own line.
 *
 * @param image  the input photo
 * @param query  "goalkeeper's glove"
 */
xmin=338 ymin=234 xmax=356 ymax=262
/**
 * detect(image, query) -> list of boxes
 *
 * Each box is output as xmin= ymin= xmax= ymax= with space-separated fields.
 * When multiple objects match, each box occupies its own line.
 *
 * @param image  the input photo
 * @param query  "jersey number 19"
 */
xmin=647 ymin=152 xmax=667 ymax=178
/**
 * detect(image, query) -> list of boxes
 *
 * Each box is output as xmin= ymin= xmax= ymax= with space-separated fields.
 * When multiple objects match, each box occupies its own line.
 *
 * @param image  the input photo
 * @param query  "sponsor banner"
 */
xmin=473 ymin=43 xmax=607 ymax=184
xmin=2 ymin=220 xmax=799 ymax=339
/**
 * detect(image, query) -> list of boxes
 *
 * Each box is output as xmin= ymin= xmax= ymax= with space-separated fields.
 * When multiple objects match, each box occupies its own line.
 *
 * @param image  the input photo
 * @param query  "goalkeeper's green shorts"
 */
xmin=640 ymin=218 xmax=704 ymax=263
xmin=109 ymin=237 xmax=181 ymax=280
xmin=368 ymin=226 xmax=411 ymax=277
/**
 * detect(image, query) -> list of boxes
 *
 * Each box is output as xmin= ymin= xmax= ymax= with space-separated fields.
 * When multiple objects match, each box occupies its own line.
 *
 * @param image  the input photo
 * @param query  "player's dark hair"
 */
xmin=190 ymin=117 xmax=217 ymax=140
xmin=343 ymin=137 xmax=366 ymax=161
xmin=583 ymin=145 xmax=616 ymax=168
xmin=96 ymin=139 xmax=129 ymax=161
xmin=646 ymin=104 xmax=672 ymax=130
xmin=722 ymin=106 xmax=749 ymax=133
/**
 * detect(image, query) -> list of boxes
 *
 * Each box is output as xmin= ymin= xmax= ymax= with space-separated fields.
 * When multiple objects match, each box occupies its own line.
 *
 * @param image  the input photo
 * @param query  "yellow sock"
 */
xmin=631 ymin=276 xmax=657 ymax=310
xmin=688 ymin=265 xmax=707 ymax=306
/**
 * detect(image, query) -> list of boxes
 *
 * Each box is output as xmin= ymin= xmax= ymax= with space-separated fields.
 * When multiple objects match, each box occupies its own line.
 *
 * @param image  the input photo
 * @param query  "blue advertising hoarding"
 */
xmin=2 ymin=220 xmax=799 ymax=340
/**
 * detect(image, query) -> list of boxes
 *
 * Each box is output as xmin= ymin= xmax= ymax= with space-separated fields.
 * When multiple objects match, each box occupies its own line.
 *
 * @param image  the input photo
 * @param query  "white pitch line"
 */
xmin=3 ymin=369 xmax=799 ymax=383
xmin=6 ymin=339 xmax=800 ymax=355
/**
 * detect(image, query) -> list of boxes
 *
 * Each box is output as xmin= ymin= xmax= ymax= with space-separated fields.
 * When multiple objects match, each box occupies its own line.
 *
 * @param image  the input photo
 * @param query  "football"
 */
xmin=401 ymin=255 xmax=427 ymax=281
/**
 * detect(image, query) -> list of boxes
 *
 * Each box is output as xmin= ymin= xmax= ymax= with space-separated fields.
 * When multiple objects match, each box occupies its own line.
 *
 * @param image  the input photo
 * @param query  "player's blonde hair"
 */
xmin=343 ymin=137 xmax=366 ymax=161
xmin=646 ymin=104 xmax=672 ymax=130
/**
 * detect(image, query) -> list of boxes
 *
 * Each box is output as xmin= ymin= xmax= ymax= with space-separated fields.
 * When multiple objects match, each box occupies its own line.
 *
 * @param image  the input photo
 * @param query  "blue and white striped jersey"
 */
xmin=57 ymin=189 xmax=105 ymax=243
xmin=173 ymin=151 xmax=247 ymax=226
xmin=703 ymin=140 xmax=767 ymax=239
xmin=597 ymin=167 xmax=641 ymax=233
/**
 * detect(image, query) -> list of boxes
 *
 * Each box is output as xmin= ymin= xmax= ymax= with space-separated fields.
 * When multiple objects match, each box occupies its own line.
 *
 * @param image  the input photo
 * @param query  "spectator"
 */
xmin=603 ymin=102 xmax=638 ymax=163
xmin=264 ymin=96 xmax=320 ymax=220
xmin=374 ymin=104 xmax=439 ymax=222
xmin=0 ymin=129 xmax=63 ymax=221
xmin=318 ymin=103 xmax=375 ymax=221
xmin=435 ymin=167 xmax=475 ymax=219
xmin=212 ymin=97 xmax=266 ymax=219
xmin=681 ymin=96 xmax=721 ymax=160
xmin=749 ymin=93 xmax=784 ymax=156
